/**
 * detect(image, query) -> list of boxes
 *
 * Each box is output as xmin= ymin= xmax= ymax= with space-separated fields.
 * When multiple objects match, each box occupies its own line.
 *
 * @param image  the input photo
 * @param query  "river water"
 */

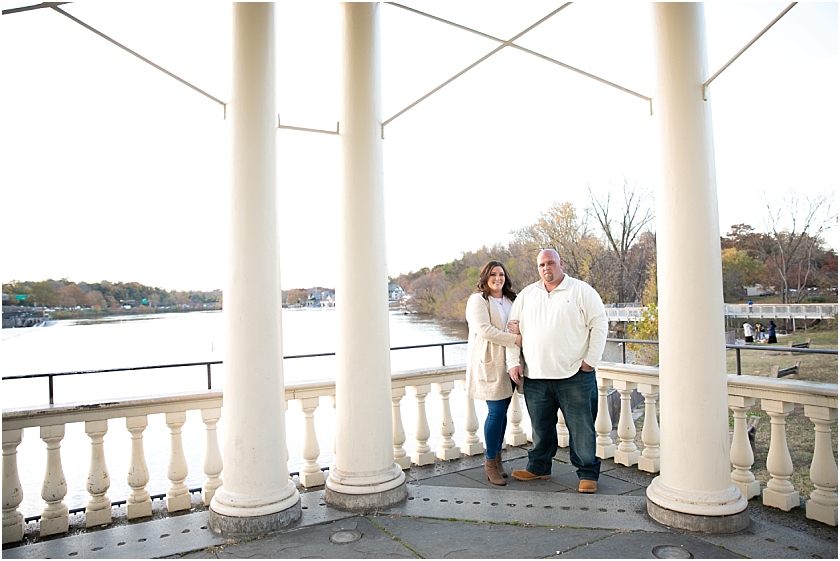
xmin=2 ymin=309 xmax=473 ymax=518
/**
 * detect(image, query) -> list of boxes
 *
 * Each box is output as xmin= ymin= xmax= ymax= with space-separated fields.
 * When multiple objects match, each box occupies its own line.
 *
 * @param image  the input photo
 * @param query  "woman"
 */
xmin=768 ymin=320 xmax=777 ymax=344
xmin=465 ymin=260 xmax=522 ymax=486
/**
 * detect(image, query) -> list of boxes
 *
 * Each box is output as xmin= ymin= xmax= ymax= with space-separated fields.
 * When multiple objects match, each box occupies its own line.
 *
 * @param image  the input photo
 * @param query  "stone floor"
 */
xmin=3 ymin=446 xmax=837 ymax=559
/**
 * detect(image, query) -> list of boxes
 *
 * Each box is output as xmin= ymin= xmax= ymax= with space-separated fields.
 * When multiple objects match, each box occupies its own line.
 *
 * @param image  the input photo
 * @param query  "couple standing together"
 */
xmin=465 ymin=249 xmax=608 ymax=493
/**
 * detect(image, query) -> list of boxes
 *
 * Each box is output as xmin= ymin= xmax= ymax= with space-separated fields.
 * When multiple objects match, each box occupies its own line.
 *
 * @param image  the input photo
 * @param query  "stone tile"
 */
xmin=554 ymin=530 xmax=741 ymax=558
xmin=410 ymin=472 xmax=495 ymax=489
xmin=374 ymin=515 xmax=613 ymax=559
xmin=555 ymin=473 xmax=642 ymax=496
xmin=703 ymin=518 xmax=840 ymax=560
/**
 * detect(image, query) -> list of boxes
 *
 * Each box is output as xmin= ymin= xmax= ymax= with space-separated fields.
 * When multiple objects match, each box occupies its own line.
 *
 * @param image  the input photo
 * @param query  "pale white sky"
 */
xmin=1 ymin=1 xmax=837 ymax=291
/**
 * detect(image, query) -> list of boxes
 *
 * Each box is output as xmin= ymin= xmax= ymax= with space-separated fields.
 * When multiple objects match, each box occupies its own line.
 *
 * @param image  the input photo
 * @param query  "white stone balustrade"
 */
xmin=3 ymin=362 xmax=837 ymax=543
xmin=505 ymin=389 xmax=528 ymax=446
xmin=612 ymin=380 xmax=640 ymax=467
xmin=165 ymin=412 xmax=191 ymax=513
xmin=595 ymin=377 xmax=616 ymax=459
xmin=556 ymin=408 xmax=570 ymax=448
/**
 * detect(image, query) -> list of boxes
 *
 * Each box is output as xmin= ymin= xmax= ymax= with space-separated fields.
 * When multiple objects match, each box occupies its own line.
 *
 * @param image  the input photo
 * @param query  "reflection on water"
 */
xmin=2 ymin=308 xmax=473 ymax=518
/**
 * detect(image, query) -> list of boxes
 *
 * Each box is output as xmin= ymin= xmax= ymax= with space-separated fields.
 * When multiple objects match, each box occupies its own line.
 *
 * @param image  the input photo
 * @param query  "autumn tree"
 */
xmin=721 ymin=248 xmax=766 ymax=300
xmin=588 ymin=179 xmax=655 ymax=303
xmin=759 ymin=189 xmax=836 ymax=303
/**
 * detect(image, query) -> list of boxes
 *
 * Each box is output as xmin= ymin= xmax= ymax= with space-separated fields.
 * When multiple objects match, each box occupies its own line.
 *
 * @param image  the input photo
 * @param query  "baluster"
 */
xmin=595 ymin=378 xmax=615 ymax=459
xmin=805 ymin=405 xmax=838 ymax=526
xmin=613 ymin=381 xmax=639 ymax=467
xmin=299 ymin=398 xmax=325 ymax=487
xmin=433 ymin=382 xmax=460 ymax=461
xmin=201 ymin=408 xmax=223 ymax=505
xmin=728 ymin=397 xmax=760 ymax=499
xmin=2 ymin=428 xmax=24 ymax=544
xmin=125 ymin=416 xmax=152 ymax=519
xmin=165 ymin=412 xmax=190 ymax=512
xmin=392 ymin=388 xmax=411 ymax=469
xmin=85 ymin=420 xmax=112 ymax=527
xmin=761 ymin=400 xmax=799 ymax=510
xmin=284 ymin=400 xmax=290 ymax=473
xmin=39 ymin=424 xmax=69 ymax=536
xmin=408 ymin=385 xmax=435 ymax=465
xmin=637 ymin=384 xmax=661 ymax=473
xmin=457 ymin=379 xmax=484 ymax=456
xmin=505 ymin=389 xmax=528 ymax=446
xmin=556 ymin=408 xmax=570 ymax=448
xmin=328 ymin=394 xmax=337 ymax=455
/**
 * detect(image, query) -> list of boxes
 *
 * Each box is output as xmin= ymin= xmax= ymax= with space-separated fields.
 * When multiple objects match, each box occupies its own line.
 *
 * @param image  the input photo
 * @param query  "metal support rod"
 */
xmin=441 ymin=345 xmax=446 ymax=367
xmin=49 ymin=5 xmax=227 ymax=111
xmin=703 ymin=2 xmax=797 ymax=100
xmin=2 ymin=2 xmax=70 ymax=15
xmin=383 ymin=3 xmax=572 ymax=129
xmin=736 ymin=348 xmax=742 ymax=376
xmin=48 ymin=374 xmax=54 ymax=405
xmin=387 ymin=2 xmax=651 ymax=108
xmin=621 ymin=343 xmax=627 ymax=365
xmin=206 ymin=364 xmax=212 ymax=390
xmin=278 ymin=119 xmax=340 ymax=135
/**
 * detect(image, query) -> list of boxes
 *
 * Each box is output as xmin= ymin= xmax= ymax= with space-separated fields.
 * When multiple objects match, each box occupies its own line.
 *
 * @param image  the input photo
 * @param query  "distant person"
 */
xmin=743 ymin=322 xmax=754 ymax=343
xmin=756 ymin=323 xmax=765 ymax=342
xmin=505 ymin=249 xmax=608 ymax=493
xmin=748 ymin=300 xmax=754 ymax=313
xmin=768 ymin=320 xmax=777 ymax=344
xmin=465 ymin=260 xmax=522 ymax=486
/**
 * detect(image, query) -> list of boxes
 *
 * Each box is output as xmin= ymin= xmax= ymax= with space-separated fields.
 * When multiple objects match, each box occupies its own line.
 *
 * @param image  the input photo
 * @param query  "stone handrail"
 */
xmin=3 ymin=362 xmax=836 ymax=544
xmin=605 ymin=304 xmax=838 ymax=322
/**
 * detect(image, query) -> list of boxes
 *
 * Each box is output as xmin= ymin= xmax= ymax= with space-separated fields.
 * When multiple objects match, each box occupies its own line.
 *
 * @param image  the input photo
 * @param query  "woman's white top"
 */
xmin=489 ymin=296 xmax=512 ymax=325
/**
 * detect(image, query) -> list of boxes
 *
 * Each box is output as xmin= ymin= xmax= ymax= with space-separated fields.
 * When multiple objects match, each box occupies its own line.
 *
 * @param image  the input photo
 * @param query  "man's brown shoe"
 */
xmin=511 ymin=469 xmax=551 ymax=481
xmin=578 ymin=480 xmax=598 ymax=493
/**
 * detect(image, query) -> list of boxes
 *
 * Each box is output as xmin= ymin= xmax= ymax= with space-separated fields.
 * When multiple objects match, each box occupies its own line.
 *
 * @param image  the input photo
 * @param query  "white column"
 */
xmin=165 ymin=411 xmax=190 ymax=513
xmin=126 ymin=416 xmax=152 ymax=519
xmin=200 ymin=408 xmax=223 ymax=506
xmin=433 ymin=382 xmax=460 ymax=461
xmin=325 ymin=1 xmax=406 ymax=510
xmin=805 ymin=405 xmax=838 ymax=526
xmin=39 ymin=425 xmax=69 ymax=536
xmin=647 ymin=3 xmax=748 ymax=532
xmin=209 ymin=2 xmax=301 ymax=534
xmin=2 ymin=429 xmax=24 ymax=544
xmin=85 ymin=420 xmax=111 ymax=528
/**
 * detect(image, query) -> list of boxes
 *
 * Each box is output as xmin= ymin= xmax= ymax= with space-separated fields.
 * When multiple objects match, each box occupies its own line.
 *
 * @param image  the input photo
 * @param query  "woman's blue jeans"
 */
xmin=484 ymin=396 xmax=511 ymax=460
xmin=522 ymin=369 xmax=600 ymax=481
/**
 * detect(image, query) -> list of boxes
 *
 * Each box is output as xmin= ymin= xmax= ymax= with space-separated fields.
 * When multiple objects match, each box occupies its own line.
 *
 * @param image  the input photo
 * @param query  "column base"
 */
xmin=557 ymin=435 xmax=569 ymax=448
xmin=394 ymin=455 xmax=412 ymax=469
xmin=2 ymin=518 xmax=24 ymax=545
xmin=436 ymin=446 xmax=461 ymax=461
xmin=166 ymin=493 xmax=191 ymax=513
xmin=647 ymin=498 xmax=749 ymax=534
xmin=299 ymin=471 xmax=326 ymax=488
xmin=127 ymin=500 xmax=153 ymax=520
xmin=411 ymin=450 xmax=435 ymax=466
xmin=39 ymin=515 xmax=69 ymax=537
xmin=638 ymin=456 xmax=660 ymax=473
xmin=506 ymin=433 xmax=528 ymax=446
xmin=763 ymin=488 xmax=800 ymax=511
xmin=596 ymin=443 xmax=616 ymax=459
xmin=733 ymin=480 xmax=760 ymax=501
xmin=806 ymin=501 xmax=838 ymax=526
xmin=614 ymin=449 xmax=640 ymax=467
xmin=325 ymin=481 xmax=407 ymax=512
xmin=85 ymin=506 xmax=112 ymax=528
xmin=209 ymin=498 xmax=301 ymax=536
xmin=460 ymin=442 xmax=485 ymax=457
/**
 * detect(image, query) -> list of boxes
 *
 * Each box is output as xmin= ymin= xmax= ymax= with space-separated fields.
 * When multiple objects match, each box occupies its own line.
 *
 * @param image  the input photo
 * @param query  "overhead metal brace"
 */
xmin=3 ymin=2 xmax=228 ymax=118
xmin=381 ymin=2 xmax=575 ymax=139
xmin=386 ymin=2 xmax=652 ymax=120
xmin=703 ymin=2 xmax=797 ymax=101
xmin=278 ymin=118 xmax=340 ymax=136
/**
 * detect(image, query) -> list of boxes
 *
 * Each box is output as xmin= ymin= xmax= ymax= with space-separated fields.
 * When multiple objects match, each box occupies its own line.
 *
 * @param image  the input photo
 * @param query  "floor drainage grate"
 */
xmin=330 ymin=530 xmax=362 ymax=544
xmin=652 ymin=545 xmax=693 ymax=559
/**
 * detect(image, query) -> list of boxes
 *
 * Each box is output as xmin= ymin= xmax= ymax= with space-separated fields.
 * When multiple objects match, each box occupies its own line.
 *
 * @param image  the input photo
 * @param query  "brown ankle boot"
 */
xmin=485 ymin=458 xmax=506 ymax=486
xmin=495 ymin=454 xmax=508 ymax=478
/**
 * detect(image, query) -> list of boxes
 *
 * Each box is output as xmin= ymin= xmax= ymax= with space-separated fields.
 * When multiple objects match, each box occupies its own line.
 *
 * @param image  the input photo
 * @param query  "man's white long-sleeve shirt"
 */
xmin=505 ymin=275 xmax=608 ymax=379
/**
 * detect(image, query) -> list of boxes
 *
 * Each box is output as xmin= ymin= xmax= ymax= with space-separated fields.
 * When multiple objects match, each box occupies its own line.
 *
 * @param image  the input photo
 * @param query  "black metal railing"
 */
xmin=4 ymin=339 xmax=836 ymax=404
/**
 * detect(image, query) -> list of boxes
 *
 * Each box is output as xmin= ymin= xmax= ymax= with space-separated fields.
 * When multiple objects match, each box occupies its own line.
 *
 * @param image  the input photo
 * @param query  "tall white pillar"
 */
xmin=325 ymin=1 xmax=407 ymax=510
xmin=209 ymin=2 xmax=301 ymax=534
xmin=646 ymin=3 xmax=748 ymax=533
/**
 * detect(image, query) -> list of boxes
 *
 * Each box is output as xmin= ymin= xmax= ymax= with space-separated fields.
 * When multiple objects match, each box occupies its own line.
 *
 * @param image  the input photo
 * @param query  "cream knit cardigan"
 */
xmin=465 ymin=292 xmax=519 ymax=401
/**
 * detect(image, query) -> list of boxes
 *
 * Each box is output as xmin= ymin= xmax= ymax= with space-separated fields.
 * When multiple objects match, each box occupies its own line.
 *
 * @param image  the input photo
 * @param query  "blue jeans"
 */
xmin=522 ymin=370 xmax=600 ymax=481
xmin=484 ymin=397 xmax=511 ymax=460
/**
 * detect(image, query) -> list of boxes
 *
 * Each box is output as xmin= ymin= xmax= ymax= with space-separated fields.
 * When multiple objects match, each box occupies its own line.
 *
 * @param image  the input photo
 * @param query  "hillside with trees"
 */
xmin=392 ymin=184 xmax=836 ymax=323
xmin=2 ymin=279 xmax=221 ymax=313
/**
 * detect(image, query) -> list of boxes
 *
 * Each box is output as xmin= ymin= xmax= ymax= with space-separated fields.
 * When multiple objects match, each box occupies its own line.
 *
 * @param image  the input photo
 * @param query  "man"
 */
xmin=505 ymin=249 xmax=608 ymax=493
